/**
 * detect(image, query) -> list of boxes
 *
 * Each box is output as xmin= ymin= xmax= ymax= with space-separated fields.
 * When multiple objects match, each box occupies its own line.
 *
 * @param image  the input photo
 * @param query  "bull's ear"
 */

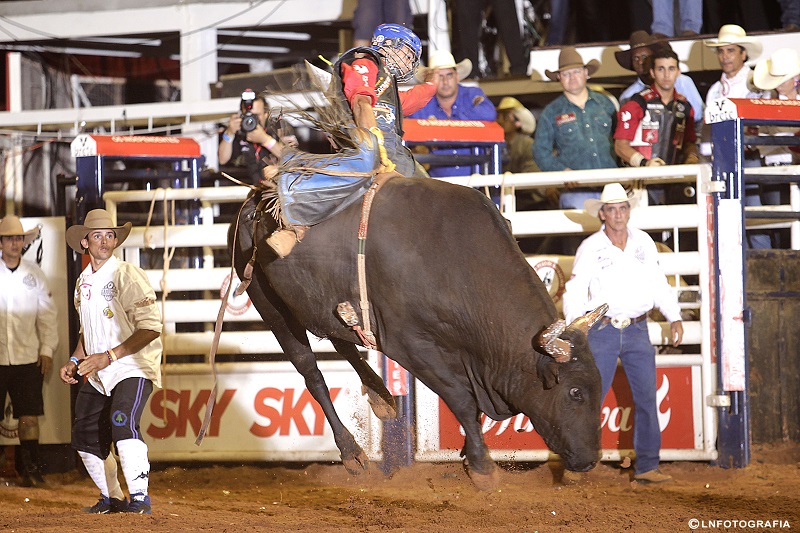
xmin=536 ymin=356 xmax=560 ymax=390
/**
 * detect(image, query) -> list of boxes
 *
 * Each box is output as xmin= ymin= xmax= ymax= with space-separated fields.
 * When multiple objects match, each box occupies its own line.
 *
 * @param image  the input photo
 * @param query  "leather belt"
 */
xmin=601 ymin=313 xmax=648 ymax=329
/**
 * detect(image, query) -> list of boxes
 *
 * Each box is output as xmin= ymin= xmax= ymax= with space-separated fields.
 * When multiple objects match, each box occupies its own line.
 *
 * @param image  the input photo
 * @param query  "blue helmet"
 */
xmin=370 ymin=23 xmax=421 ymax=82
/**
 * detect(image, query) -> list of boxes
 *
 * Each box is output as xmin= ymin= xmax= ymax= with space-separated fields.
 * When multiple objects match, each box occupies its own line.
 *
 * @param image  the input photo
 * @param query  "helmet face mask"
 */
xmin=371 ymin=23 xmax=421 ymax=82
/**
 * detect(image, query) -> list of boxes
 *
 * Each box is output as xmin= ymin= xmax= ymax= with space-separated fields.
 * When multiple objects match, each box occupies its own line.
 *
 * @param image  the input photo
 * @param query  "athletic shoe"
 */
xmin=126 ymin=493 xmax=152 ymax=514
xmin=634 ymin=469 xmax=673 ymax=483
xmin=82 ymin=495 xmax=129 ymax=514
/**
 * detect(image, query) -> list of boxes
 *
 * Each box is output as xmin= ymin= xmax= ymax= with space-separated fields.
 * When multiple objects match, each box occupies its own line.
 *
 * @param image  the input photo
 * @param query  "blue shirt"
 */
xmin=619 ymin=74 xmax=704 ymax=135
xmin=533 ymin=90 xmax=618 ymax=171
xmin=408 ymin=84 xmax=497 ymax=177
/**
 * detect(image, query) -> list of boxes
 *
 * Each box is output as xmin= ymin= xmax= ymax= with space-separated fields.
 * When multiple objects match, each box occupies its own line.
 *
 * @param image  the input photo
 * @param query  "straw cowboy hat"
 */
xmin=415 ymin=49 xmax=472 ymax=83
xmin=545 ymin=46 xmax=600 ymax=81
xmin=66 ymin=208 xmax=132 ymax=254
xmin=0 ymin=214 xmax=39 ymax=247
xmin=496 ymin=96 xmax=536 ymax=135
xmin=703 ymin=24 xmax=762 ymax=62
xmin=584 ymin=183 xmax=639 ymax=216
xmin=614 ymin=31 xmax=668 ymax=72
xmin=754 ymin=48 xmax=800 ymax=90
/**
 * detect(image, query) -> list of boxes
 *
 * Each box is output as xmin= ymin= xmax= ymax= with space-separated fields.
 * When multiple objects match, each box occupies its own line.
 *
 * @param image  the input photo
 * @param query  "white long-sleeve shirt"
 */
xmin=75 ymin=255 xmax=163 ymax=395
xmin=0 ymin=257 xmax=59 ymax=366
xmin=705 ymin=65 xmax=767 ymax=108
xmin=562 ymin=226 xmax=682 ymax=325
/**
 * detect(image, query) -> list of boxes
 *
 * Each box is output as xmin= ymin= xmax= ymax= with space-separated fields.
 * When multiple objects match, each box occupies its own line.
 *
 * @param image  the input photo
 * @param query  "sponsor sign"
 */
xmin=384 ymin=357 xmax=409 ymax=397
xmin=71 ymin=134 xmax=201 ymax=158
xmin=220 ymin=271 xmax=252 ymax=316
xmin=141 ymin=362 xmax=379 ymax=460
xmin=403 ymin=119 xmax=504 ymax=143
xmin=704 ymin=98 xmax=738 ymax=124
xmin=437 ymin=367 xmax=696 ymax=450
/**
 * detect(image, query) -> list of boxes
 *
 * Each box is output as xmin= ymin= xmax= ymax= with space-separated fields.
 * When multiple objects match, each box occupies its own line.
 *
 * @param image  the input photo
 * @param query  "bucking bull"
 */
xmin=227 ymin=162 xmax=607 ymax=490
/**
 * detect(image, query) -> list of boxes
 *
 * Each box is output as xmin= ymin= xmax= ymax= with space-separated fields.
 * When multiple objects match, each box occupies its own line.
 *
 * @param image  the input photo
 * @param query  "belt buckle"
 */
xmin=611 ymin=316 xmax=631 ymax=329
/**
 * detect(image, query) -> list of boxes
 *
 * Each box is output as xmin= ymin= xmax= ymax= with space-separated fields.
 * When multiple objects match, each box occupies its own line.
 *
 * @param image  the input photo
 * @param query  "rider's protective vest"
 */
xmin=333 ymin=47 xmax=417 ymax=177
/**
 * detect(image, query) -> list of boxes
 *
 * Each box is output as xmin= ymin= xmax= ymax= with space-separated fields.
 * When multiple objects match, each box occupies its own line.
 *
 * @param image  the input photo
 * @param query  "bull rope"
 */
xmin=195 ymin=192 xmax=255 ymax=446
xmin=352 ymin=173 xmax=394 ymax=349
xmin=142 ymin=188 xmax=178 ymax=424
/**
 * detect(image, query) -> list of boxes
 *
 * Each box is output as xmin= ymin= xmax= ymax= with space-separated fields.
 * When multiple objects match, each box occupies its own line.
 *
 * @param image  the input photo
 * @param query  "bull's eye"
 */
xmin=569 ymin=387 xmax=583 ymax=402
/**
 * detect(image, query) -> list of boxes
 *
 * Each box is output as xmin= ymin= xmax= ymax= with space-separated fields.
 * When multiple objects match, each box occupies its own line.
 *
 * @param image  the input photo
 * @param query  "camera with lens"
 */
xmin=240 ymin=89 xmax=258 ymax=133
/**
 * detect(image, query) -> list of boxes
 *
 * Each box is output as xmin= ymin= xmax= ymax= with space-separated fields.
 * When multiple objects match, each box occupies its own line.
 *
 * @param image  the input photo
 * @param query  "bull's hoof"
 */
xmin=463 ymin=459 xmax=500 ymax=491
xmin=341 ymin=449 xmax=370 ymax=475
xmin=363 ymin=385 xmax=397 ymax=420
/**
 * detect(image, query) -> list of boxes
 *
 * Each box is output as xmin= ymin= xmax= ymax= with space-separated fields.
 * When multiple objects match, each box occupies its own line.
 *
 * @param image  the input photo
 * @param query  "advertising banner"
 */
xmin=141 ymin=361 xmax=381 ymax=462
xmin=429 ymin=366 xmax=700 ymax=456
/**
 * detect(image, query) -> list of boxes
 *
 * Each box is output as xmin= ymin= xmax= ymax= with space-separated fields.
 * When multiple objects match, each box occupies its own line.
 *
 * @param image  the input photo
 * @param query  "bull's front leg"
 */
xmin=448 ymin=400 xmax=500 ymax=491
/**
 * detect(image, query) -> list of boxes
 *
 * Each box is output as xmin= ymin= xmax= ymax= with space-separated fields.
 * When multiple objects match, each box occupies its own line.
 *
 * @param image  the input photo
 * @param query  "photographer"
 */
xmin=218 ymin=90 xmax=297 ymax=184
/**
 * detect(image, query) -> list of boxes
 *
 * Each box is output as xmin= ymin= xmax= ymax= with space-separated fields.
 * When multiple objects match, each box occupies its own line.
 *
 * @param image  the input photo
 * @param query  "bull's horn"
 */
xmin=536 ymin=318 xmax=572 ymax=363
xmin=568 ymin=304 xmax=609 ymax=334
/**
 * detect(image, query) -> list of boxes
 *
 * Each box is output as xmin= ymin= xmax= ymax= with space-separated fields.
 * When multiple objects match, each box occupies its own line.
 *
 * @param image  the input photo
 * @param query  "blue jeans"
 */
xmin=651 ymin=0 xmax=702 ymax=35
xmin=559 ymin=189 xmax=601 ymax=210
xmin=352 ymin=0 xmax=413 ymax=41
xmin=589 ymin=319 xmax=661 ymax=475
xmin=780 ymin=0 xmax=800 ymax=26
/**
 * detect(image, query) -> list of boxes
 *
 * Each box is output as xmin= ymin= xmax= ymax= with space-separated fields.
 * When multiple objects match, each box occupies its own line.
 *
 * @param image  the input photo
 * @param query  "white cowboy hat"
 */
xmin=496 ymin=97 xmax=536 ymax=135
xmin=703 ymin=24 xmax=762 ymax=63
xmin=584 ymin=183 xmax=638 ymax=216
xmin=415 ymin=49 xmax=473 ymax=83
xmin=754 ymin=48 xmax=800 ymax=90
xmin=0 ymin=214 xmax=39 ymax=247
xmin=66 ymin=208 xmax=132 ymax=254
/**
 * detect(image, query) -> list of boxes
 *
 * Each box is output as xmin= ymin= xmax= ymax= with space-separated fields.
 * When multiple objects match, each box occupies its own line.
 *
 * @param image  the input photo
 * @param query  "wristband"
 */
xmin=69 ymin=356 xmax=80 ymax=367
xmin=107 ymin=348 xmax=118 ymax=362
xmin=106 ymin=351 xmax=114 ymax=365
xmin=222 ymin=132 xmax=233 ymax=143
xmin=628 ymin=152 xmax=644 ymax=167
xmin=264 ymin=136 xmax=277 ymax=150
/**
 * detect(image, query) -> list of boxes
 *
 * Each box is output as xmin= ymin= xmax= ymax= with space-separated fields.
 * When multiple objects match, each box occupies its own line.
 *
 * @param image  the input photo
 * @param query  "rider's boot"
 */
xmin=267 ymin=226 xmax=308 ymax=258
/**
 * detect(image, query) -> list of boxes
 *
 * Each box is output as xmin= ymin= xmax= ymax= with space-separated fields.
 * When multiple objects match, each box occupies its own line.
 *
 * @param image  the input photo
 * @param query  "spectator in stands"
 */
xmin=351 ymin=1 xmax=413 ymax=48
xmin=651 ymin=0 xmax=701 ymax=38
xmin=704 ymin=25 xmax=765 ymax=104
xmin=753 ymin=48 xmax=800 ymax=248
xmin=533 ymin=46 xmax=617 ymax=209
xmin=615 ymin=47 xmax=699 ymax=204
xmin=754 ymin=47 xmax=800 ymax=112
xmin=408 ymin=50 xmax=496 ymax=177
xmin=704 ymin=25 xmax=774 ymax=248
xmin=563 ymin=182 xmax=683 ymax=484
xmin=496 ymin=97 xmax=539 ymax=173
xmin=452 ymin=0 xmax=529 ymax=78
xmin=616 ymin=31 xmax=703 ymax=135
xmin=218 ymin=92 xmax=297 ymax=185
xmin=779 ymin=0 xmax=800 ymax=31
xmin=497 ymin=97 xmax=555 ymax=209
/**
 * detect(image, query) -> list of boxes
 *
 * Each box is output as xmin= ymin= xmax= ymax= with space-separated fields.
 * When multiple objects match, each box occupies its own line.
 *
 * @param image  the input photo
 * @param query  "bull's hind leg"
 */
xmin=232 ymin=220 xmax=370 ymax=474
xmin=329 ymin=338 xmax=397 ymax=420
xmin=245 ymin=278 xmax=369 ymax=474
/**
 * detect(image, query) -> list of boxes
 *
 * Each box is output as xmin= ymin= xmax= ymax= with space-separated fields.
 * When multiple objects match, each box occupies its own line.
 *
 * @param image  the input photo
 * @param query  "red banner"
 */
xmin=438 ymin=367 xmax=696 ymax=450
xmin=403 ymin=119 xmax=504 ymax=143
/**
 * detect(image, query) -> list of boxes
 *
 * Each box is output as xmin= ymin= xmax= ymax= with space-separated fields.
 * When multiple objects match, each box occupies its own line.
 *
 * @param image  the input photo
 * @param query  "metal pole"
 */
xmin=710 ymin=118 xmax=750 ymax=468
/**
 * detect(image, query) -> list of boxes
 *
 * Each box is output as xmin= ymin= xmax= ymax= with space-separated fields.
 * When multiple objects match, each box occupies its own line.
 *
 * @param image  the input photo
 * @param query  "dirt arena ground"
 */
xmin=0 ymin=442 xmax=797 ymax=532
